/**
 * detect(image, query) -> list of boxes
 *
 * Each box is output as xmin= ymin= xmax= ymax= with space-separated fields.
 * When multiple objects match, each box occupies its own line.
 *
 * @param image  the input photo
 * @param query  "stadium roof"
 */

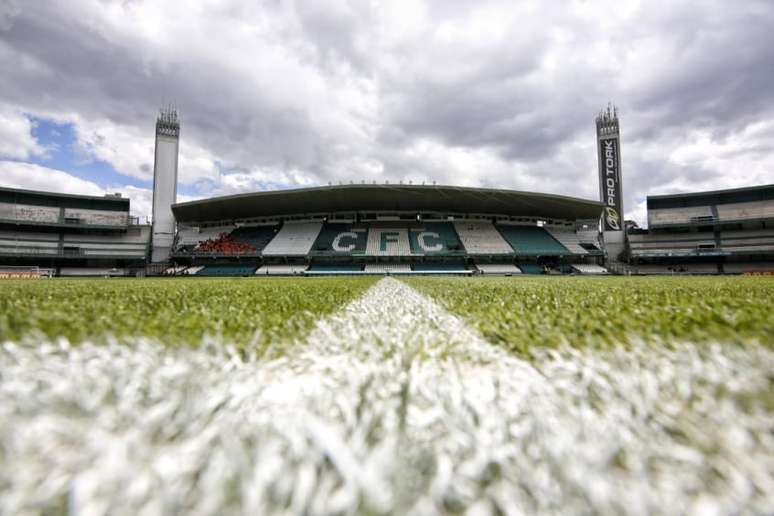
xmin=0 ymin=186 xmax=129 ymax=210
xmin=172 ymin=184 xmax=603 ymax=223
xmin=647 ymin=183 xmax=774 ymax=209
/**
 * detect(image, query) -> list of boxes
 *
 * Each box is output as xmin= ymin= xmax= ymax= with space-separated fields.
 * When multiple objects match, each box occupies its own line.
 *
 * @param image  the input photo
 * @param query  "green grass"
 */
xmin=405 ymin=276 xmax=774 ymax=355
xmin=0 ymin=277 xmax=377 ymax=349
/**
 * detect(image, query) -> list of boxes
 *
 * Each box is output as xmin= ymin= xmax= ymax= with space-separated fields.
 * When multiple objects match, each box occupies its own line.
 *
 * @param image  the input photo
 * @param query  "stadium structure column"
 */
xmin=596 ymin=104 xmax=625 ymax=261
xmin=151 ymin=107 xmax=180 ymax=263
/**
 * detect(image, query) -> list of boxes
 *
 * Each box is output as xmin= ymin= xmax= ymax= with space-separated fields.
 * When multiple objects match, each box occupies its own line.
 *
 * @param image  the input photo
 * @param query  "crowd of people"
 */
xmin=194 ymin=233 xmax=256 ymax=255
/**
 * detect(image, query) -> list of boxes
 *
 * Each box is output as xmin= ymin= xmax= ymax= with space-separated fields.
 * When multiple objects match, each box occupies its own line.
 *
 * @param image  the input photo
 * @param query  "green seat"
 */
xmin=498 ymin=226 xmax=569 ymax=255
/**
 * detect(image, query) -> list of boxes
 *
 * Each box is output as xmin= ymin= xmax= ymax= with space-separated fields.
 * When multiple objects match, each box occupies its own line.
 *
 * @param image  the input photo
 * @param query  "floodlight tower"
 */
xmin=596 ymin=104 xmax=625 ymax=261
xmin=151 ymin=106 xmax=180 ymax=263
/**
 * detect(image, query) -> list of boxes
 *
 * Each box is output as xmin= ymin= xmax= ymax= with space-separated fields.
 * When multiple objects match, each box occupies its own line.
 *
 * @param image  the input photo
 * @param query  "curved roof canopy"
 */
xmin=172 ymin=184 xmax=603 ymax=223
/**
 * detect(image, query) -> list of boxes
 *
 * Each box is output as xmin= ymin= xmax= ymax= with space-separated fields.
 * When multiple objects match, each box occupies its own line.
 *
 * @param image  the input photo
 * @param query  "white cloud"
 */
xmin=0 ymin=0 xmax=772 ymax=230
xmin=0 ymin=104 xmax=44 ymax=160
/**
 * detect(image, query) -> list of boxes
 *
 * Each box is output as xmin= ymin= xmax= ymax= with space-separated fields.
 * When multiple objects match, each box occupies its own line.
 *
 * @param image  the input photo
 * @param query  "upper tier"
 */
xmin=0 ymin=186 xmax=131 ymax=229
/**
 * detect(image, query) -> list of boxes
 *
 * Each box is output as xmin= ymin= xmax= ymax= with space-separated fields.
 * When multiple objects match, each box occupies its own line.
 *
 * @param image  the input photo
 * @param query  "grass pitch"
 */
xmin=0 ymin=276 xmax=376 ymax=349
xmin=2 ymin=275 xmax=772 ymax=352
xmin=407 ymin=275 xmax=774 ymax=355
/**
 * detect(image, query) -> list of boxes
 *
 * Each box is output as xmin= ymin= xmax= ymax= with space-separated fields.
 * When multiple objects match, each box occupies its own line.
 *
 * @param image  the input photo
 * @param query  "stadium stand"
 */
xmin=365 ymin=228 xmax=412 ymax=256
xmin=576 ymin=230 xmax=603 ymax=251
xmin=62 ymin=229 xmax=148 ymax=258
xmin=306 ymin=263 xmax=364 ymax=273
xmin=475 ymin=263 xmax=522 ymax=275
xmin=719 ymin=229 xmax=774 ymax=253
xmin=498 ymin=224 xmax=569 ymax=255
xmin=648 ymin=206 xmax=715 ymax=227
xmin=412 ymin=262 xmax=469 ymax=273
xmin=255 ymin=264 xmax=308 ymax=275
xmin=364 ymin=263 xmax=412 ymax=273
xmin=193 ymin=232 xmax=255 ymax=255
xmin=177 ymin=225 xmax=234 ymax=245
xmin=628 ymin=232 xmax=718 ymax=257
xmin=261 ymin=222 xmax=323 ymax=256
xmin=716 ymin=201 xmax=774 ymax=223
xmin=518 ymin=264 xmax=546 ymax=274
xmin=453 ymin=221 xmax=512 ymax=254
xmin=408 ymin=223 xmax=464 ymax=255
xmin=62 ymin=208 xmax=128 ymax=226
xmin=571 ymin=264 xmax=608 ymax=274
xmin=0 ymin=231 xmax=60 ymax=256
xmin=630 ymin=263 xmax=719 ymax=275
xmin=59 ymin=267 xmax=128 ymax=276
xmin=545 ymin=228 xmax=600 ymax=254
xmin=0 ymin=203 xmax=60 ymax=224
xmin=229 ymin=225 xmax=278 ymax=253
xmin=196 ymin=265 xmax=257 ymax=276
xmin=311 ymin=224 xmax=367 ymax=255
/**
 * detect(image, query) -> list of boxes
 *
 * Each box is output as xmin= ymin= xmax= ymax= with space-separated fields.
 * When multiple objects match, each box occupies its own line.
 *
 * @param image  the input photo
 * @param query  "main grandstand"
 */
xmin=0 ymin=186 xmax=150 ymax=276
xmin=168 ymin=184 xmax=606 ymax=276
xmin=628 ymin=184 xmax=774 ymax=274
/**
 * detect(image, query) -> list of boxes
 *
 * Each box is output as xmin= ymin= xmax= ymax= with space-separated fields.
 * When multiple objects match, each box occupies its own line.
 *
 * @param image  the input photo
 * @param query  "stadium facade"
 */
xmin=1 ymin=106 xmax=773 ymax=276
xmin=628 ymin=184 xmax=774 ymax=274
xmin=0 ymin=186 xmax=149 ymax=276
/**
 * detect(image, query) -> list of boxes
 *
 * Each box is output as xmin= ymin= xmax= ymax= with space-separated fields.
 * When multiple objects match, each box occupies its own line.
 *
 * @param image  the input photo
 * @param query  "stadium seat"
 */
xmin=716 ymin=201 xmax=774 ymax=223
xmin=498 ymin=225 xmax=570 ymax=255
xmin=262 ymin=222 xmax=323 ymax=256
xmin=628 ymin=233 xmax=717 ymax=258
xmin=518 ymin=264 xmax=546 ymax=274
xmin=475 ymin=263 xmax=522 ymax=274
xmin=365 ymin=228 xmax=412 ymax=256
xmin=196 ymin=265 xmax=257 ymax=276
xmin=229 ymin=225 xmax=279 ymax=254
xmin=363 ymin=263 xmax=412 ymax=273
xmin=412 ymin=262 xmax=469 ymax=272
xmin=453 ymin=221 xmax=512 ymax=254
xmin=306 ymin=263 xmax=364 ymax=274
xmin=648 ymin=206 xmax=715 ymax=227
xmin=545 ymin=228 xmax=591 ymax=254
xmin=255 ymin=264 xmax=308 ymax=275
xmin=408 ymin=223 xmax=464 ymax=255
xmin=570 ymin=264 xmax=608 ymax=274
xmin=311 ymin=223 xmax=367 ymax=255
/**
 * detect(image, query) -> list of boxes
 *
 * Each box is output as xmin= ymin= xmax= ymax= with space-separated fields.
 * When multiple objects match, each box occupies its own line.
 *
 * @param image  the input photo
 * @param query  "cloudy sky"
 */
xmin=1 ymin=0 xmax=772 ymax=225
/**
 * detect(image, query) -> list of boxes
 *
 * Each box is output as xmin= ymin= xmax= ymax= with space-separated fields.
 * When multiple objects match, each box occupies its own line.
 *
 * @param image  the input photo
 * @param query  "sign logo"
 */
xmin=599 ymin=137 xmax=622 ymax=232
xmin=604 ymin=207 xmax=620 ymax=230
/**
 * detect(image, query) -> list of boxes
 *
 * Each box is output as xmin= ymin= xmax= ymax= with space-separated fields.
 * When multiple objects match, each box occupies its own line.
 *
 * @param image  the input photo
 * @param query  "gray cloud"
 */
xmin=0 ymin=0 xmax=773 ymax=224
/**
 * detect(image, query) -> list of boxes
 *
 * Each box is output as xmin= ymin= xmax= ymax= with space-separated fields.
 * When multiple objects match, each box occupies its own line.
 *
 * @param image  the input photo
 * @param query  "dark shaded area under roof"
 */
xmin=647 ymin=184 xmax=774 ymax=210
xmin=0 ymin=186 xmax=129 ymax=211
xmin=172 ymin=184 xmax=603 ymax=223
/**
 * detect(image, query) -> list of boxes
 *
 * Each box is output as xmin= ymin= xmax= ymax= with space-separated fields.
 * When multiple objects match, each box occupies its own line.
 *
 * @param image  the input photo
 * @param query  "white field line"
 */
xmin=0 ymin=278 xmax=772 ymax=515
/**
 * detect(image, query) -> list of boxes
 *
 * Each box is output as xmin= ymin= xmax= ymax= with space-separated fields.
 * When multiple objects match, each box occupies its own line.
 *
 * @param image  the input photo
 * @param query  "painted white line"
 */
xmin=0 ymin=278 xmax=772 ymax=515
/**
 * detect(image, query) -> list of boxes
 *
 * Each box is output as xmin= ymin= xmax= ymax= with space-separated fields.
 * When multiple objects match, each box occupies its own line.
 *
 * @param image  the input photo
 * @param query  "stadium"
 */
xmin=1 ymin=106 xmax=773 ymax=515
xmin=1 ymin=106 xmax=772 ymax=277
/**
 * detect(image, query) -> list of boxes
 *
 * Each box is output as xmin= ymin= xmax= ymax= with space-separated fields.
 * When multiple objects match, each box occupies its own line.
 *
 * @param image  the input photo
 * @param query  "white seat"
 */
xmin=545 ymin=228 xmax=588 ymax=254
xmin=453 ymin=221 xmax=512 ymax=254
xmin=571 ymin=264 xmax=608 ymax=274
xmin=476 ymin=263 xmax=522 ymax=274
xmin=262 ymin=222 xmax=323 ymax=256
xmin=255 ymin=264 xmax=308 ymax=275
xmin=363 ymin=263 xmax=411 ymax=273
xmin=365 ymin=228 xmax=412 ymax=256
